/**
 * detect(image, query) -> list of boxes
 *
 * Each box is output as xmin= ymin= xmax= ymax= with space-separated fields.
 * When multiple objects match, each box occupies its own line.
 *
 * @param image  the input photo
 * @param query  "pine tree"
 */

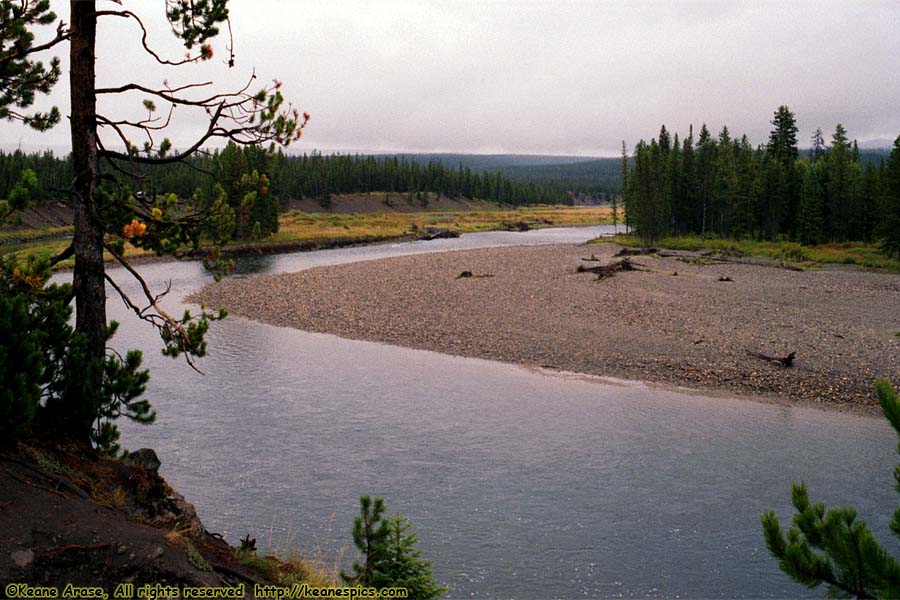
xmin=715 ymin=125 xmax=738 ymax=236
xmin=0 ymin=0 xmax=63 ymax=131
xmin=810 ymin=128 xmax=826 ymax=162
xmin=733 ymin=135 xmax=757 ymax=238
xmin=761 ymin=380 xmax=900 ymax=598
xmin=341 ymin=496 xmax=445 ymax=599
xmin=342 ymin=495 xmax=389 ymax=586
xmin=875 ymin=136 xmax=900 ymax=258
xmin=372 ymin=514 xmax=447 ymax=600
xmin=765 ymin=106 xmax=801 ymax=239
xmin=768 ymin=106 xmax=800 ymax=164
xmin=695 ymin=124 xmax=716 ymax=235
xmin=825 ymin=124 xmax=855 ymax=241
xmin=676 ymin=127 xmax=697 ymax=234
xmin=620 ymin=140 xmax=630 ymax=232
xmin=1 ymin=2 xmax=306 ymax=446
xmin=797 ymin=158 xmax=825 ymax=245
xmin=609 ymin=189 xmax=619 ymax=234
xmin=856 ymin=162 xmax=880 ymax=242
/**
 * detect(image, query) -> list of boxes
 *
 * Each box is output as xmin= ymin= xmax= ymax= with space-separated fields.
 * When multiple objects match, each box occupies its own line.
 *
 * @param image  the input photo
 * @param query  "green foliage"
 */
xmin=342 ymin=496 xmax=445 ymax=599
xmin=0 ymin=253 xmax=155 ymax=452
xmin=186 ymin=542 xmax=213 ymax=572
xmin=215 ymin=142 xmax=277 ymax=239
xmin=0 ymin=149 xmax=572 ymax=211
xmin=342 ymin=495 xmax=389 ymax=586
xmin=165 ymin=0 xmax=229 ymax=50
xmin=0 ymin=167 xmax=37 ymax=225
xmin=3 ymin=0 xmax=301 ymax=447
xmin=0 ymin=0 xmax=62 ymax=131
xmin=597 ymin=234 xmax=900 ymax=272
xmin=622 ymin=106 xmax=898 ymax=257
xmin=761 ymin=380 xmax=900 ymax=598
xmin=373 ymin=514 xmax=447 ymax=600
xmin=875 ymin=137 xmax=900 ymax=259
xmin=798 ymin=158 xmax=826 ymax=245
xmin=0 ymin=257 xmax=55 ymax=441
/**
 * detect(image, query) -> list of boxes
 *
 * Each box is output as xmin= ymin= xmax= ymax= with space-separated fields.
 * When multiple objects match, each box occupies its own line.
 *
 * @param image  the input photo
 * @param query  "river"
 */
xmin=67 ymin=226 xmax=897 ymax=598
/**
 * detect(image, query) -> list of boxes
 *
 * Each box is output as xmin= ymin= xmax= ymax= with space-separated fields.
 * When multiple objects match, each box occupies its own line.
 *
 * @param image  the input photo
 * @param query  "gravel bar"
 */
xmin=191 ymin=243 xmax=900 ymax=410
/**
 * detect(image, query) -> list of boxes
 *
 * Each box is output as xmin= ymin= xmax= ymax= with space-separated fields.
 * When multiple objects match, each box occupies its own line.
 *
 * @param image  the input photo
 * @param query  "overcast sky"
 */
xmin=2 ymin=0 xmax=899 ymax=156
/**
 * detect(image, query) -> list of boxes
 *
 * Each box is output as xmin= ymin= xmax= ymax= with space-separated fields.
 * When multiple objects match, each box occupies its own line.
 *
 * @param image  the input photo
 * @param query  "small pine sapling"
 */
xmin=341 ymin=495 xmax=389 ymax=586
xmin=373 ymin=513 xmax=447 ymax=600
xmin=342 ymin=496 xmax=445 ymax=599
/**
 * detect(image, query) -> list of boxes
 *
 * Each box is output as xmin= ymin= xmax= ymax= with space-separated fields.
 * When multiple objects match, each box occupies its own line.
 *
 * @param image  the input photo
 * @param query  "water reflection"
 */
xmin=232 ymin=253 xmax=277 ymax=276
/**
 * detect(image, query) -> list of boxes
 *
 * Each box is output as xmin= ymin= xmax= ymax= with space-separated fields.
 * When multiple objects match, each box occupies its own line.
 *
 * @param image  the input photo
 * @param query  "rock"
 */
xmin=151 ymin=546 xmax=164 ymax=560
xmin=117 ymin=545 xmax=128 ymax=555
xmin=125 ymin=448 xmax=161 ymax=473
xmin=12 ymin=550 xmax=34 ymax=569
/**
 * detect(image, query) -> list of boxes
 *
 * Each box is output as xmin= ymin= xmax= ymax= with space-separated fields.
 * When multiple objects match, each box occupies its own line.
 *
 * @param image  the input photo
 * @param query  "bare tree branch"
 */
xmin=96 ymin=9 xmax=208 ymax=66
xmin=103 ymin=242 xmax=204 ymax=374
xmin=48 ymin=243 xmax=74 ymax=267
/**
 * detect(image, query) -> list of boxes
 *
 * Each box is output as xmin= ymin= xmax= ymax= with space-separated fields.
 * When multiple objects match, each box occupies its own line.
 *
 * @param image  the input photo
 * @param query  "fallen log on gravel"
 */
xmin=748 ymin=350 xmax=796 ymax=368
xmin=418 ymin=227 xmax=460 ymax=241
xmin=577 ymin=257 xmax=648 ymax=280
xmin=456 ymin=271 xmax=494 ymax=279
xmin=615 ymin=246 xmax=658 ymax=256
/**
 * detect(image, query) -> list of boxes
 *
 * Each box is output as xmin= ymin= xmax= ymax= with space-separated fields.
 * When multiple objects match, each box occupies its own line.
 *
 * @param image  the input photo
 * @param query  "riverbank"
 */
xmin=0 ymin=442 xmax=338 ymax=592
xmin=192 ymin=242 xmax=900 ymax=410
xmin=1 ymin=203 xmax=611 ymax=269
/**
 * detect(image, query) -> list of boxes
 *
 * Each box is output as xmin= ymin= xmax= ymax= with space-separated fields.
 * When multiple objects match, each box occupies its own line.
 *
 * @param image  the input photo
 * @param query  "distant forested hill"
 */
xmin=495 ymin=158 xmax=624 ymax=200
xmin=860 ymin=148 xmax=890 ymax=164
xmin=386 ymin=153 xmax=601 ymax=171
xmin=385 ymin=154 xmax=623 ymax=201
xmin=1 ymin=146 xmax=890 ymax=209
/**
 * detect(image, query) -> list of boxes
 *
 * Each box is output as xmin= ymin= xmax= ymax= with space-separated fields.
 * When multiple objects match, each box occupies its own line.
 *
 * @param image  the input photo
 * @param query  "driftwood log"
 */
xmin=615 ymin=246 xmax=658 ymax=257
xmin=417 ymin=227 xmax=460 ymax=241
xmin=577 ymin=257 xmax=648 ymax=280
xmin=748 ymin=350 xmax=796 ymax=368
xmin=456 ymin=271 xmax=494 ymax=279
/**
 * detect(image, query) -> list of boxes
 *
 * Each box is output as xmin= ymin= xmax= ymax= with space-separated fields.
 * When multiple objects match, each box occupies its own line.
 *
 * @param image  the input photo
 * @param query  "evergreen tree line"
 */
xmin=0 ymin=145 xmax=571 ymax=212
xmin=0 ymin=149 xmax=72 ymax=203
xmin=622 ymin=106 xmax=900 ymax=256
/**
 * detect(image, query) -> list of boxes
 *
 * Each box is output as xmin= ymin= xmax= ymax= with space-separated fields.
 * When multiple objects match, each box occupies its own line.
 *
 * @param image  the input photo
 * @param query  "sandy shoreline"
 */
xmin=191 ymin=243 xmax=900 ymax=410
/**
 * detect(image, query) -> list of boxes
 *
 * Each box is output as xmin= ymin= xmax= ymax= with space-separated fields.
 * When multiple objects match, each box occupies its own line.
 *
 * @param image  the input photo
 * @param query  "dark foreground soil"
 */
xmin=0 ymin=443 xmax=284 ymax=596
xmin=192 ymin=243 xmax=900 ymax=410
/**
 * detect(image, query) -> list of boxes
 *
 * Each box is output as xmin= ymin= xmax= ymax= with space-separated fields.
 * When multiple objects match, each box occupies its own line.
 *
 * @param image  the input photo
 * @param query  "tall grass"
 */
xmin=594 ymin=234 xmax=900 ymax=272
xmin=3 ymin=204 xmax=612 ymax=267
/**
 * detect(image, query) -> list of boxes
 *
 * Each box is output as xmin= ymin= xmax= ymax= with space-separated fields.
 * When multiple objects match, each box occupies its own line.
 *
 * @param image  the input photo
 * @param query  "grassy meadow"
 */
xmin=593 ymin=233 xmax=900 ymax=272
xmin=0 ymin=204 xmax=612 ymax=269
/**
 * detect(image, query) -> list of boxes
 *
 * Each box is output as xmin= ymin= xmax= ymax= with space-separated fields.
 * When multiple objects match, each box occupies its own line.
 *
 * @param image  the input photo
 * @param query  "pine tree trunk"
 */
xmin=68 ymin=0 xmax=103 ymax=443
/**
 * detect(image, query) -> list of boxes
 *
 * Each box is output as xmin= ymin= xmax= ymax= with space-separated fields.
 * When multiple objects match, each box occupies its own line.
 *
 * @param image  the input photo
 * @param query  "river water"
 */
xmin=68 ymin=226 xmax=897 ymax=598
